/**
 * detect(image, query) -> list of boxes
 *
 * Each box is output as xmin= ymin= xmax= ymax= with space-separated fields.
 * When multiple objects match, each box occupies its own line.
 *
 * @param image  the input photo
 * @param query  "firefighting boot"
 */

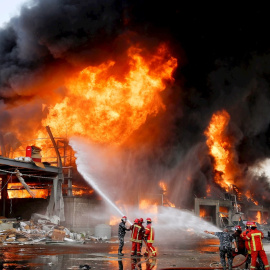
xmin=118 ymin=249 xmax=124 ymax=256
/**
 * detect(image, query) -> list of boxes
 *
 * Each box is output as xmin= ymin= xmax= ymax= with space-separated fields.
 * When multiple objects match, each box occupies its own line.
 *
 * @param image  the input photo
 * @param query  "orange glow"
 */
xmin=159 ymin=181 xmax=167 ymax=193
xmin=204 ymin=110 xmax=241 ymax=191
xmin=245 ymin=190 xmax=259 ymax=205
xmin=40 ymin=44 xmax=177 ymax=145
xmin=7 ymin=183 xmax=94 ymax=198
xmin=219 ymin=206 xmax=228 ymax=217
xmin=7 ymin=183 xmax=49 ymax=199
xmin=200 ymin=208 xmax=206 ymax=218
xmin=109 ymin=215 xmax=119 ymax=226
xmin=206 ymin=185 xmax=211 ymax=197
xmin=256 ymin=211 xmax=262 ymax=224
xmin=219 ymin=206 xmax=228 ymax=213
xmin=166 ymin=201 xmax=176 ymax=208
xmin=139 ymin=199 xmax=158 ymax=213
xmin=159 ymin=180 xmax=175 ymax=207
xmin=71 ymin=185 xmax=94 ymax=197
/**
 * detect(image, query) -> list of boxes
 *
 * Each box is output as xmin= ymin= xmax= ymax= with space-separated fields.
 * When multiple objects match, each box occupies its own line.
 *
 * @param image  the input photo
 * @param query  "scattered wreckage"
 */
xmin=0 ymin=213 xmax=85 ymax=245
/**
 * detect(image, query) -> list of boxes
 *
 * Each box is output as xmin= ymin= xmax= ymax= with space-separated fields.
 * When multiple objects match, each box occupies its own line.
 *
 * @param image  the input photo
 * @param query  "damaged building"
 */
xmin=0 ymin=127 xmax=107 ymax=244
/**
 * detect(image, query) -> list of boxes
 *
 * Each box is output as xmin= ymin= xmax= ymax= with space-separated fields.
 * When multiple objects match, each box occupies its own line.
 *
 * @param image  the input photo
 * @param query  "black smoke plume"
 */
xmin=1 ymin=1 xmax=270 ymax=209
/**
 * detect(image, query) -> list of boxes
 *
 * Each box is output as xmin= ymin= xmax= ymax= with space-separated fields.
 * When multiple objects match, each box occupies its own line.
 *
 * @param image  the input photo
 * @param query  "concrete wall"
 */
xmin=194 ymin=198 xmax=233 ymax=228
xmin=62 ymin=197 xmax=105 ymax=235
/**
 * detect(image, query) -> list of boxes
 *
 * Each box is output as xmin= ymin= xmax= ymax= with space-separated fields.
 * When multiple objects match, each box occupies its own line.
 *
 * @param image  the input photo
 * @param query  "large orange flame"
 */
xmin=41 ymin=44 xmax=177 ymax=145
xmin=139 ymin=199 xmax=158 ymax=213
xmin=256 ymin=211 xmax=262 ymax=224
xmin=204 ymin=110 xmax=242 ymax=191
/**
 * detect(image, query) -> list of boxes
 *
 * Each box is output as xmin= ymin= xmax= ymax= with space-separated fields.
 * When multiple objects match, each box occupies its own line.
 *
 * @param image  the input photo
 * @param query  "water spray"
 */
xmin=76 ymin=165 xmax=132 ymax=224
xmin=70 ymin=138 xmax=132 ymax=224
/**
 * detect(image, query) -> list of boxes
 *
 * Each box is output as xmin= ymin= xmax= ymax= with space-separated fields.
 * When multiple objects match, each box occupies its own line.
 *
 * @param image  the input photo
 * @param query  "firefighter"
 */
xmin=241 ymin=221 xmax=252 ymax=269
xmin=144 ymin=217 xmax=157 ymax=257
xmin=232 ymin=225 xmax=246 ymax=257
xmin=130 ymin=218 xmax=142 ymax=257
xmin=242 ymin=221 xmax=265 ymax=270
xmin=118 ymin=216 xmax=130 ymax=256
xmin=204 ymin=228 xmax=237 ymax=270
xmin=245 ymin=222 xmax=270 ymax=270
xmin=138 ymin=218 xmax=145 ymax=255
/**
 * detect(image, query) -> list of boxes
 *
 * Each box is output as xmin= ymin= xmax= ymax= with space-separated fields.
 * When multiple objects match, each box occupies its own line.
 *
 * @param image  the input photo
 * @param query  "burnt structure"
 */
xmin=195 ymin=192 xmax=270 ymax=228
xmin=0 ymin=156 xmax=64 ymax=220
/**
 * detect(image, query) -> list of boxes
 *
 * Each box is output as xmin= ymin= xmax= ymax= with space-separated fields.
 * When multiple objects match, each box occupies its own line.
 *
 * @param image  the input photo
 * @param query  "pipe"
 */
xmin=159 ymin=254 xmax=248 ymax=270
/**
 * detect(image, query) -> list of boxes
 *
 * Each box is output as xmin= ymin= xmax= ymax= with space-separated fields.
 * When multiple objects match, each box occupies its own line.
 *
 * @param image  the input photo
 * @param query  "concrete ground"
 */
xmin=0 ymin=237 xmax=270 ymax=270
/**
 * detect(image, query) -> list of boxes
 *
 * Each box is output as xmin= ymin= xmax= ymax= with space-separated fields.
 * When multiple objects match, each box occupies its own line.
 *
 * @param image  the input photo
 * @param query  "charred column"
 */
xmin=0 ymin=174 xmax=8 ymax=217
xmin=46 ymin=126 xmax=65 ymax=221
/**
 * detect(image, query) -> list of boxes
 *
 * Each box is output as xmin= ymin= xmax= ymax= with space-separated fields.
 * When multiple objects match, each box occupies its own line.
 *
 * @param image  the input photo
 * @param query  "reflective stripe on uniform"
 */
xmin=248 ymin=240 xmax=251 ymax=251
xmin=131 ymin=225 xmax=141 ymax=242
xmin=251 ymin=233 xmax=261 ymax=251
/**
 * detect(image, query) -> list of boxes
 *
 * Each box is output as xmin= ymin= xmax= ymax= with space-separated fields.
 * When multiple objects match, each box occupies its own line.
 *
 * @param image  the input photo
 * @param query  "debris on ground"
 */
xmin=0 ymin=214 xmax=85 ymax=245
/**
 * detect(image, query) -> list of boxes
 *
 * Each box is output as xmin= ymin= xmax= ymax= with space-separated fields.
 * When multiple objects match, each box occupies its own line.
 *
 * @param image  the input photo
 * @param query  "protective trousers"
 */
xmin=220 ymin=248 xmax=233 ymax=270
xmin=144 ymin=243 xmax=156 ymax=257
xmin=250 ymin=250 xmax=270 ymax=270
xmin=131 ymin=242 xmax=141 ymax=255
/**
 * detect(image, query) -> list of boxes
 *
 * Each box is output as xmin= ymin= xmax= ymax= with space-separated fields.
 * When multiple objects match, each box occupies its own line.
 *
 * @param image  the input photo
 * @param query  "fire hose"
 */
xmin=158 ymin=254 xmax=248 ymax=270
xmin=135 ymin=247 xmax=248 ymax=270
xmin=135 ymin=239 xmax=152 ymax=269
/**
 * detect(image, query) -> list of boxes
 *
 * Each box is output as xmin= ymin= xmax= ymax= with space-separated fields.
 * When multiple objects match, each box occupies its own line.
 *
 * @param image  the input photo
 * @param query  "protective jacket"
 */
xmin=246 ymin=228 xmax=264 ymax=251
xmin=118 ymin=221 xmax=129 ymax=238
xmin=241 ymin=229 xmax=251 ymax=254
xmin=233 ymin=231 xmax=245 ymax=250
xmin=144 ymin=224 xmax=155 ymax=243
xmin=138 ymin=224 xmax=145 ymax=241
xmin=130 ymin=224 xmax=142 ymax=243
xmin=245 ymin=228 xmax=269 ymax=270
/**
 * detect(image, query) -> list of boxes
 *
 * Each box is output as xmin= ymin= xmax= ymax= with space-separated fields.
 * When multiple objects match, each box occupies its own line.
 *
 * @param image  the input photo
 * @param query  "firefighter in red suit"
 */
xmin=241 ymin=221 xmax=252 ymax=269
xmin=130 ymin=219 xmax=142 ymax=256
xmin=245 ymin=222 xmax=270 ymax=270
xmin=143 ymin=217 xmax=156 ymax=257
xmin=138 ymin=218 xmax=145 ymax=255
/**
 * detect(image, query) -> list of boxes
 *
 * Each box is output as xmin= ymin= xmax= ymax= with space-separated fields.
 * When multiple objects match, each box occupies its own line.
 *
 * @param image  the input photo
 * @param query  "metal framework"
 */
xmin=0 ymin=156 xmax=63 ymax=220
xmin=0 ymin=156 xmax=60 ymax=175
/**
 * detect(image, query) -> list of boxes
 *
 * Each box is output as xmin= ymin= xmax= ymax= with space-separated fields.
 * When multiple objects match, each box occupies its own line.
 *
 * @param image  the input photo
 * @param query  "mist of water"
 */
xmin=70 ymin=137 xmax=221 ymax=237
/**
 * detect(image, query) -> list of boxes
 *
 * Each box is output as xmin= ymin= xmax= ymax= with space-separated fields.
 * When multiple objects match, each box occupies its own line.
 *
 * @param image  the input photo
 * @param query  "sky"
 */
xmin=0 ymin=0 xmax=29 ymax=26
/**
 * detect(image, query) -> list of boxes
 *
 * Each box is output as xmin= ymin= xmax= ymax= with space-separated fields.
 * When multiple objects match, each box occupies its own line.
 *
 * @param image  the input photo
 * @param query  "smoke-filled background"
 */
xmin=1 ymin=2 xmax=270 ymax=212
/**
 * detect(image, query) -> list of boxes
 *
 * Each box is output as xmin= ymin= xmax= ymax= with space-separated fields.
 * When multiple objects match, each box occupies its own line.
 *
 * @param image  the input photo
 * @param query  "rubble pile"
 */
xmin=0 ymin=214 xmax=85 ymax=245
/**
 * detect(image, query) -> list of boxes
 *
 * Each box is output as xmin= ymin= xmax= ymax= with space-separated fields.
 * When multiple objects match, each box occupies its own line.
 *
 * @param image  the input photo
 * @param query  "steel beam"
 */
xmin=0 ymin=156 xmax=59 ymax=174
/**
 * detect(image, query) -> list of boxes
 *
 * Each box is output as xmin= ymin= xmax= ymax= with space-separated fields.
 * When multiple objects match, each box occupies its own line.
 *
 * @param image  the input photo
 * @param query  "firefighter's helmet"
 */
xmin=250 ymin=222 xmax=257 ymax=227
xmin=246 ymin=221 xmax=253 ymax=227
xmin=134 ymin=218 xmax=139 ymax=224
xmin=140 ymin=218 xmax=144 ymax=223
xmin=234 ymin=225 xmax=242 ymax=231
xmin=146 ymin=217 xmax=152 ymax=223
